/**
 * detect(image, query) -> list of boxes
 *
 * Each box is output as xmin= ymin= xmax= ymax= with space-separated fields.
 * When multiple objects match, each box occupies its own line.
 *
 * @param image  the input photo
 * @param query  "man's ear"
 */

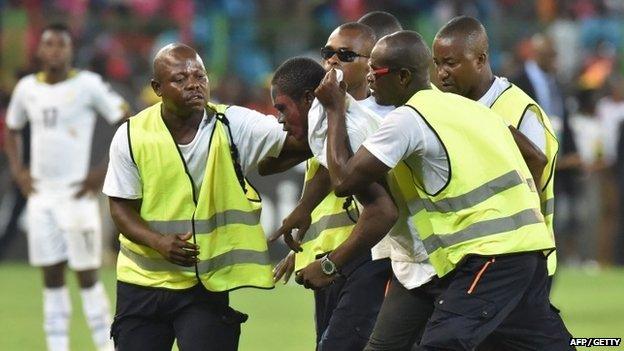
xmin=151 ymin=79 xmax=162 ymax=97
xmin=477 ymin=52 xmax=488 ymax=69
xmin=304 ymin=89 xmax=315 ymax=105
xmin=399 ymin=68 xmax=413 ymax=87
xmin=339 ymin=80 xmax=348 ymax=92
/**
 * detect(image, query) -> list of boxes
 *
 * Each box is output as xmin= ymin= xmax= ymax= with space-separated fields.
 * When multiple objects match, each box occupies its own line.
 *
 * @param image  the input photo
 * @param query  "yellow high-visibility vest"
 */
xmin=294 ymin=158 xmax=358 ymax=271
xmin=116 ymin=102 xmax=274 ymax=291
xmin=391 ymin=89 xmax=555 ymax=277
xmin=490 ymin=83 xmax=559 ymax=275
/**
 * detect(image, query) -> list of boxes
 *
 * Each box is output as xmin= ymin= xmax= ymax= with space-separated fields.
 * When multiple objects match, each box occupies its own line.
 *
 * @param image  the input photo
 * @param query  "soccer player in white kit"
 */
xmin=4 ymin=23 xmax=127 ymax=351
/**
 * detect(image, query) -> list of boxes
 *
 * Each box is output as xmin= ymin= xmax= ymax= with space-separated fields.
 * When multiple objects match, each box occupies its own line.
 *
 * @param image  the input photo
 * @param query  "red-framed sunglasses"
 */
xmin=370 ymin=66 xmax=400 ymax=79
xmin=370 ymin=66 xmax=415 ymax=79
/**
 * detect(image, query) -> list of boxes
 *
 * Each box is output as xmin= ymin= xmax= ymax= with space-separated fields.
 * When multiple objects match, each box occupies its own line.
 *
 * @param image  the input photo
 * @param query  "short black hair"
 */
xmin=271 ymin=57 xmax=326 ymax=101
xmin=336 ymin=22 xmax=376 ymax=47
xmin=435 ymin=16 xmax=488 ymax=53
xmin=358 ymin=11 xmax=403 ymax=40
xmin=42 ymin=23 xmax=71 ymax=35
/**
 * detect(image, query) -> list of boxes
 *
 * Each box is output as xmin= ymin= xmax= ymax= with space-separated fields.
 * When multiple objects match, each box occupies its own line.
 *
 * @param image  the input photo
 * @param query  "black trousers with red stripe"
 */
xmin=416 ymin=252 xmax=574 ymax=351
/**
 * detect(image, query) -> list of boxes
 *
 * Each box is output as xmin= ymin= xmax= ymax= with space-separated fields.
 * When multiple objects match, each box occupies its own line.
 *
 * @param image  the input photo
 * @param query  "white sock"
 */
xmin=80 ymin=282 xmax=114 ymax=351
xmin=44 ymin=287 xmax=71 ymax=351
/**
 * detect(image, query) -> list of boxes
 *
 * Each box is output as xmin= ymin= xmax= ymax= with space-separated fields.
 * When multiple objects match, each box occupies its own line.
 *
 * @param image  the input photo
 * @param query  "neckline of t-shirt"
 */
xmin=177 ymin=110 xmax=211 ymax=148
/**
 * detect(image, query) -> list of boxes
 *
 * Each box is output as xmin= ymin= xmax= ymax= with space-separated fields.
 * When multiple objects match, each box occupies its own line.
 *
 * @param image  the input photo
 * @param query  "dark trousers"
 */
xmin=314 ymin=255 xmax=392 ymax=351
xmin=417 ymin=253 xmax=574 ymax=351
xmin=365 ymin=275 xmax=445 ymax=351
xmin=111 ymin=281 xmax=247 ymax=351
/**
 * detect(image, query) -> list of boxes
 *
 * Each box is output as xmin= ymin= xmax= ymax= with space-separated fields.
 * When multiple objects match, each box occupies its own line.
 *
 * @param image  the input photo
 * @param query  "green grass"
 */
xmin=0 ymin=263 xmax=622 ymax=350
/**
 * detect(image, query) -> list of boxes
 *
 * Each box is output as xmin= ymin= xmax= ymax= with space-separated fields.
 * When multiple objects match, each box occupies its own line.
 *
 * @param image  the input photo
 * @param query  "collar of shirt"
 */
xmin=477 ymin=76 xmax=511 ymax=107
xmin=200 ymin=109 xmax=211 ymax=129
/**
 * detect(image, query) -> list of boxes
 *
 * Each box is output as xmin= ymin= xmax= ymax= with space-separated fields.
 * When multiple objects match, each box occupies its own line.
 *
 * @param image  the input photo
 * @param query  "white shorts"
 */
xmin=26 ymin=193 xmax=103 ymax=270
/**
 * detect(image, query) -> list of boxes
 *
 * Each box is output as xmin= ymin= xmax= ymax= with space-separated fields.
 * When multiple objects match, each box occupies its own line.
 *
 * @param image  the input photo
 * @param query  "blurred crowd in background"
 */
xmin=1 ymin=0 xmax=624 ymax=267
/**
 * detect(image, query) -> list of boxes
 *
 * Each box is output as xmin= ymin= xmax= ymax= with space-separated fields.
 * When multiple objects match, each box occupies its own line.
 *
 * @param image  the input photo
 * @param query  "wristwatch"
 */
xmin=320 ymin=254 xmax=339 ymax=276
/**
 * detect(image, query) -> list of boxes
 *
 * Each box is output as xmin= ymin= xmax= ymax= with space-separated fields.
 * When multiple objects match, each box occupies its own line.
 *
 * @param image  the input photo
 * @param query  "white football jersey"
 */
xmin=6 ymin=70 xmax=126 ymax=192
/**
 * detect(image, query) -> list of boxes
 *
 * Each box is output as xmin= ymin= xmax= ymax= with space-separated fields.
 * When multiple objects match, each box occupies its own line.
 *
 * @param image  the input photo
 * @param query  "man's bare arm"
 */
xmin=314 ymin=69 xmax=390 ymax=197
xmin=329 ymin=182 xmax=397 ymax=268
xmin=258 ymin=135 xmax=312 ymax=175
xmin=509 ymin=126 xmax=547 ymax=190
xmin=109 ymin=197 xmax=199 ymax=266
xmin=296 ymin=181 xmax=397 ymax=289
xmin=326 ymin=107 xmax=390 ymax=197
xmin=269 ymin=165 xmax=332 ymax=251
xmin=4 ymin=128 xmax=34 ymax=196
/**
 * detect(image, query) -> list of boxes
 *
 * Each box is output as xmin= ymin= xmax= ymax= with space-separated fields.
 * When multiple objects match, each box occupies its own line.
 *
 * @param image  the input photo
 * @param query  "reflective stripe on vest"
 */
xmin=422 ymin=208 xmax=543 ymax=253
xmin=146 ymin=209 xmax=261 ymax=234
xmin=542 ymin=198 xmax=555 ymax=217
xmin=120 ymin=246 xmax=270 ymax=273
xmin=301 ymin=211 xmax=358 ymax=244
xmin=407 ymin=170 xmax=525 ymax=214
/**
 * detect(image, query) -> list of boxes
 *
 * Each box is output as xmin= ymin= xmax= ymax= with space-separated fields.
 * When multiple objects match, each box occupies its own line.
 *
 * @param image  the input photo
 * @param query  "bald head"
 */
xmin=153 ymin=43 xmax=205 ymax=81
xmin=375 ymin=30 xmax=431 ymax=85
xmin=435 ymin=16 xmax=488 ymax=57
xmin=367 ymin=31 xmax=431 ymax=106
xmin=151 ymin=43 xmax=209 ymax=116
xmin=357 ymin=11 xmax=403 ymax=41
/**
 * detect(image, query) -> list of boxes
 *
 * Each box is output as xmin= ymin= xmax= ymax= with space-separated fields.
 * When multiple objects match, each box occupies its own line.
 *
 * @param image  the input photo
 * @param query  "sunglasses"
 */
xmin=320 ymin=47 xmax=369 ymax=62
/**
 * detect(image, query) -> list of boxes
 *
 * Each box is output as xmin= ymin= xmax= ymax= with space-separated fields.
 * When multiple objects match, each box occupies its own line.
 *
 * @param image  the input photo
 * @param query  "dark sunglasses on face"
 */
xmin=321 ymin=47 xmax=369 ymax=62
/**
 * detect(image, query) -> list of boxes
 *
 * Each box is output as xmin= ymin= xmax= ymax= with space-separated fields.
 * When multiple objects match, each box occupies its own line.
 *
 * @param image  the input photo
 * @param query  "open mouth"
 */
xmin=187 ymin=93 xmax=204 ymax=102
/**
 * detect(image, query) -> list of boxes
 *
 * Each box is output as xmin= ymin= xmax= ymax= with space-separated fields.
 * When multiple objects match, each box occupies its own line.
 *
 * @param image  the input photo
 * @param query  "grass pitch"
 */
xmin=0 ymin=263 xmax=622 ymax=350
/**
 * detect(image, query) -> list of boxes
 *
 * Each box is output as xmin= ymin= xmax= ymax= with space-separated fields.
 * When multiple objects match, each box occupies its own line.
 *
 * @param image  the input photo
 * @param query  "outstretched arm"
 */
xmin=269 ymin=165 xmax=332 ymax=251
xmin=258 ymin=135 xmax=312 ymax=175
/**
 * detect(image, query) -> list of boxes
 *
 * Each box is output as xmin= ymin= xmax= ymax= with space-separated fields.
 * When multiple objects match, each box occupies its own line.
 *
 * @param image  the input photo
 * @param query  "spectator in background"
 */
xmin=595 ymin=75 xmax=624 ymax=265
xmin=511 ymin=33 xmax=582 ymax=266
xmin=568 ymin=89 xmax=603 ymax=265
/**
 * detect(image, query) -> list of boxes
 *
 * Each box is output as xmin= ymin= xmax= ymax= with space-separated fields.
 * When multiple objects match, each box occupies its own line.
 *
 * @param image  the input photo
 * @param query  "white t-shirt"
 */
xmin=308 ymin=94 xmax=391 ymax=260
xmin=103 ymin=106 xmax=287 ymax=199
xmin=479 ymin=76 xmax=547 ymax=154
xmin=362 ymin=104 xmax=450 ymax=288
xmin=359 ymin=95 xmax=396 ymax=117
xmin=363 ymin=106 xmax=450 ymax=194
xmin=308 ymin=94 xmax=382 ymax=168
xmin=596 ymin=97 xmax=624 ymax=166
xmin=6 ymin=70 xmax=126 ymax=193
